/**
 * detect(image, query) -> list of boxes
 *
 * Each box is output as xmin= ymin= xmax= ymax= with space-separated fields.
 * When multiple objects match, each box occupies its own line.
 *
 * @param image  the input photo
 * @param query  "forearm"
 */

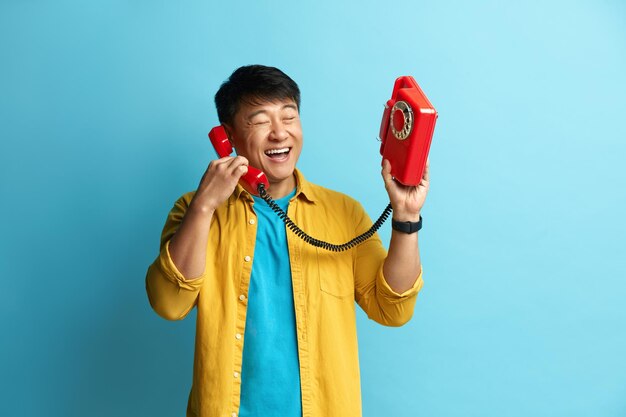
xmin=382 ymin=230 xmax=421 ymax=293
xmin=168 ymin=201 xmax=214 ymax=280
xmin=379 ymin=158 xmax=428 ymax=294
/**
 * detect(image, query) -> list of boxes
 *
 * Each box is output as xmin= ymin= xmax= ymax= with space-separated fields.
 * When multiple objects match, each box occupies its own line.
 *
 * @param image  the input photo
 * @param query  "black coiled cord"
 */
xmin=258 ymin=184 xmax=393 ymax=252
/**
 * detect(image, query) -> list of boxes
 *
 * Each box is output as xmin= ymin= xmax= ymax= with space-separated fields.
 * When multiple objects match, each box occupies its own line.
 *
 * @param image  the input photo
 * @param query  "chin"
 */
xmin=268 ymin=166 xmax=296 ymax=183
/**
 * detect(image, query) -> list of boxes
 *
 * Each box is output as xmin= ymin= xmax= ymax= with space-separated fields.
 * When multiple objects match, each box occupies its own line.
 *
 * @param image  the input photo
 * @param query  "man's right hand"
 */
xmin=190 ymin=155 xmax=249 ymax=214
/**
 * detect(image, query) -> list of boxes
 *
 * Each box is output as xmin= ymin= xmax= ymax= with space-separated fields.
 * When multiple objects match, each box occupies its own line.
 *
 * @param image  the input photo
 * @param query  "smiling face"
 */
xmin=224 ymin=97 xmax=303 ymax=199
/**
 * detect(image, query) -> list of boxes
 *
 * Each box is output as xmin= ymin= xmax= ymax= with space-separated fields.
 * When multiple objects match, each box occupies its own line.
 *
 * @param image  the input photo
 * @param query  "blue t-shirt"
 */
xmin=239 ymin=189 xmax=301 ymax=417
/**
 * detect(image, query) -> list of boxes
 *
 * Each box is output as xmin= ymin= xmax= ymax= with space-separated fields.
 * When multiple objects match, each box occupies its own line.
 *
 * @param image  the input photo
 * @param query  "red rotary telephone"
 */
xmin=379 ymin=76 xmax=437 ymax=186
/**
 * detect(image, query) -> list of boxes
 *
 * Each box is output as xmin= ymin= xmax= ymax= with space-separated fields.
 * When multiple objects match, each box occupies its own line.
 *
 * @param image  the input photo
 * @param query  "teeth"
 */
xmin=265 ymin=148 xmax=289 ymax=155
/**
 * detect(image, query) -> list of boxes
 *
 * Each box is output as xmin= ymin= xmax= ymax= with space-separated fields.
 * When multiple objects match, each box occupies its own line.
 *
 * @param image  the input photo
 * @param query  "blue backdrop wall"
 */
xmin=1 ymin=1 xmax=625 ymax=416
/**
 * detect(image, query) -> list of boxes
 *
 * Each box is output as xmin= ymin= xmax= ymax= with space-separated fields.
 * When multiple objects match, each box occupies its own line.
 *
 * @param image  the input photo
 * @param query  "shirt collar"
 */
xmin=228 ymin=168 xmax=317 ymax=205
xmin=293 ymin=168 xmax=316 ymax=204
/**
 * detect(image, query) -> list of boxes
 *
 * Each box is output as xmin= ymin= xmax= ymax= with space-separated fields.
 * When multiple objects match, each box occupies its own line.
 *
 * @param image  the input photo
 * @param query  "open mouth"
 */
xmin=264 ymin=147 xmax=291 ymax=160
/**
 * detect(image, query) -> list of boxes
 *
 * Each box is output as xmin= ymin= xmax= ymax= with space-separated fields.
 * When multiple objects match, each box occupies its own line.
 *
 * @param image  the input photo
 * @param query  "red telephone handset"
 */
xmin=379 ymin=76 xmax=437 ymax=186
xmin=208 ymin=126 xmax=270 ymax=196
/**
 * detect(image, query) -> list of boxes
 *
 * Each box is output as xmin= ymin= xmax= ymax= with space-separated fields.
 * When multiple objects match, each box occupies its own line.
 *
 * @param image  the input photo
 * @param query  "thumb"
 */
xmin=381 ymin=159 xmax=394 ymax=186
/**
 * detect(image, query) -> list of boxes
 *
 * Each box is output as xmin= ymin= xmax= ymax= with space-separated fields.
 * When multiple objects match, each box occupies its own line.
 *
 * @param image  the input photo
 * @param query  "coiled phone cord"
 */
xmin=258 ymin=184 xmax=393 ymax=252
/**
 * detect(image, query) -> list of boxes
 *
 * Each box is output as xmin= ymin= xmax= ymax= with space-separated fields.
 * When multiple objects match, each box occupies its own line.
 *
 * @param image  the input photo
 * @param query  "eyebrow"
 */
xmin=246 ymin=104 xmax=298 ymax=120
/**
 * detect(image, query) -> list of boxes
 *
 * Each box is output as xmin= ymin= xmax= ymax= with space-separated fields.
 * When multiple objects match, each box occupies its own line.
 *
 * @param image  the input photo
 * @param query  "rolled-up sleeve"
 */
xmin=352 ymin=203 xmax=423 ymax=327
xmin=145 ymin=193 xmax=205 ymax=321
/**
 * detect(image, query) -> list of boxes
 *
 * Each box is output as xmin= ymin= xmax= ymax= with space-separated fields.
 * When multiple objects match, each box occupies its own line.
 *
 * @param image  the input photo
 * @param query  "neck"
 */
xmin=268 ymin=173 xmax=297 ymax=199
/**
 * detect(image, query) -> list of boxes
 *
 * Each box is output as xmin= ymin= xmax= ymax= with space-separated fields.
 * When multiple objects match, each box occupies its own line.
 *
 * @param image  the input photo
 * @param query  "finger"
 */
xmin=226 ymin=155 xmax=249 ymax=172
xmin=423 ymin=159 xmax=430 ymax=182
xmin=230 ymin=157 xmax=250 ymax=180
xmin=232 ymin=164 xmax=248 ymax=180
xmin=209 ymin=156 xmax=236 ymax=171
xmin=214 ymin=155 xmax=235 ymax=163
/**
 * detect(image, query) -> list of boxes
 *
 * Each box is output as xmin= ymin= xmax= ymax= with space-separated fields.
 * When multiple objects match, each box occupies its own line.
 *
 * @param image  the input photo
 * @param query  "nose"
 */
xmin=269 ymin=118 xmax=289 ymax=141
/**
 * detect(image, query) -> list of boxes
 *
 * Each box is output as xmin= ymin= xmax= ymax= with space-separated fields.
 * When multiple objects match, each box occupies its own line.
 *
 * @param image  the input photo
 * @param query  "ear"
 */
xmin=222 ymin=123 xmax=236 ymax=147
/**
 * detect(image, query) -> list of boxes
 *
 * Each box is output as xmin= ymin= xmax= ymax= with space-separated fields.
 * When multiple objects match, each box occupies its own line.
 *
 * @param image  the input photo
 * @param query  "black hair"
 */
xmin=214 ymin=65 xmax=301 ymax=125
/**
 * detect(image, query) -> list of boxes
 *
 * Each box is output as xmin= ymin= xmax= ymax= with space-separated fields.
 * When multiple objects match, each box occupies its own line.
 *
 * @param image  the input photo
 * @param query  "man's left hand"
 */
xmin=381 ymin=159 xmax=430 ymax=222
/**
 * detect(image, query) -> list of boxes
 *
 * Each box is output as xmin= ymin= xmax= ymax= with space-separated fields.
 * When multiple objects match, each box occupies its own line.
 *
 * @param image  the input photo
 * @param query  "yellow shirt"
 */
xmin=145 ymin=169 xmax=424 ymax=417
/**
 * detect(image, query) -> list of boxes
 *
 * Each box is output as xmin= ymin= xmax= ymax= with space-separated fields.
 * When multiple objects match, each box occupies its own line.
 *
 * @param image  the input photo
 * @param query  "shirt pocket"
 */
xmin=316 ymin=248 xmax=354 ymax=299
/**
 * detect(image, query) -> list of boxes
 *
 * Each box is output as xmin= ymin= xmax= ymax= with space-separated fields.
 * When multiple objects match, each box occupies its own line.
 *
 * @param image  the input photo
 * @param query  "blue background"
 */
xmin=1 ymin=0 xmax=625 ymax=416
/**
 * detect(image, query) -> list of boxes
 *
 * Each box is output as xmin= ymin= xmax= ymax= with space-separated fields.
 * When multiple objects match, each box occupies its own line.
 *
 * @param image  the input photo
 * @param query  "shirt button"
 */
xmin=249 ymin=219 xmax=256 ymax=225
xmin=235 ymin=333 xmax=242 ymax=340
xmin=239 ymin=294 xmax=246 ymax=302
xmin=234 ymin=371 xmax=240 ymax=378
xmin=244 ymin=255 xmax=251 ymax=262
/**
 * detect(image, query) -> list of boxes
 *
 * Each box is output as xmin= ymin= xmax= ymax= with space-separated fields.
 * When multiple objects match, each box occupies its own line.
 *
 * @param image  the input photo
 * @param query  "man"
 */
xmin=146 ymin=65 xmax=429 ymax=417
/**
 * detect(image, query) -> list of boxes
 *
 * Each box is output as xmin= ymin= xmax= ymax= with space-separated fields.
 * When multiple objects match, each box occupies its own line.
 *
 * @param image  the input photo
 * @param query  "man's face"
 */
xmin=225 ymin=97 xmax=303 ymax=193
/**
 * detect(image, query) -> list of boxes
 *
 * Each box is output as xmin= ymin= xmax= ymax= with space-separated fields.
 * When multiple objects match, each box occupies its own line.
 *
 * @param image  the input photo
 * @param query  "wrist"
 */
xmin=188 ymin=198 xmax=217 ymax=216
xmin=391 ymin=211 xmax=421 ymax=223
xmin=391 ymin=216 xmax=423 ymax=234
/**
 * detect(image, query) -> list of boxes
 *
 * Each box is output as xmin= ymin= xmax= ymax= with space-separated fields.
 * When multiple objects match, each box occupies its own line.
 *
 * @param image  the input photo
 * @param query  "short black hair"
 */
xmin=214 ymin=65 xmax=301 ymax=125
